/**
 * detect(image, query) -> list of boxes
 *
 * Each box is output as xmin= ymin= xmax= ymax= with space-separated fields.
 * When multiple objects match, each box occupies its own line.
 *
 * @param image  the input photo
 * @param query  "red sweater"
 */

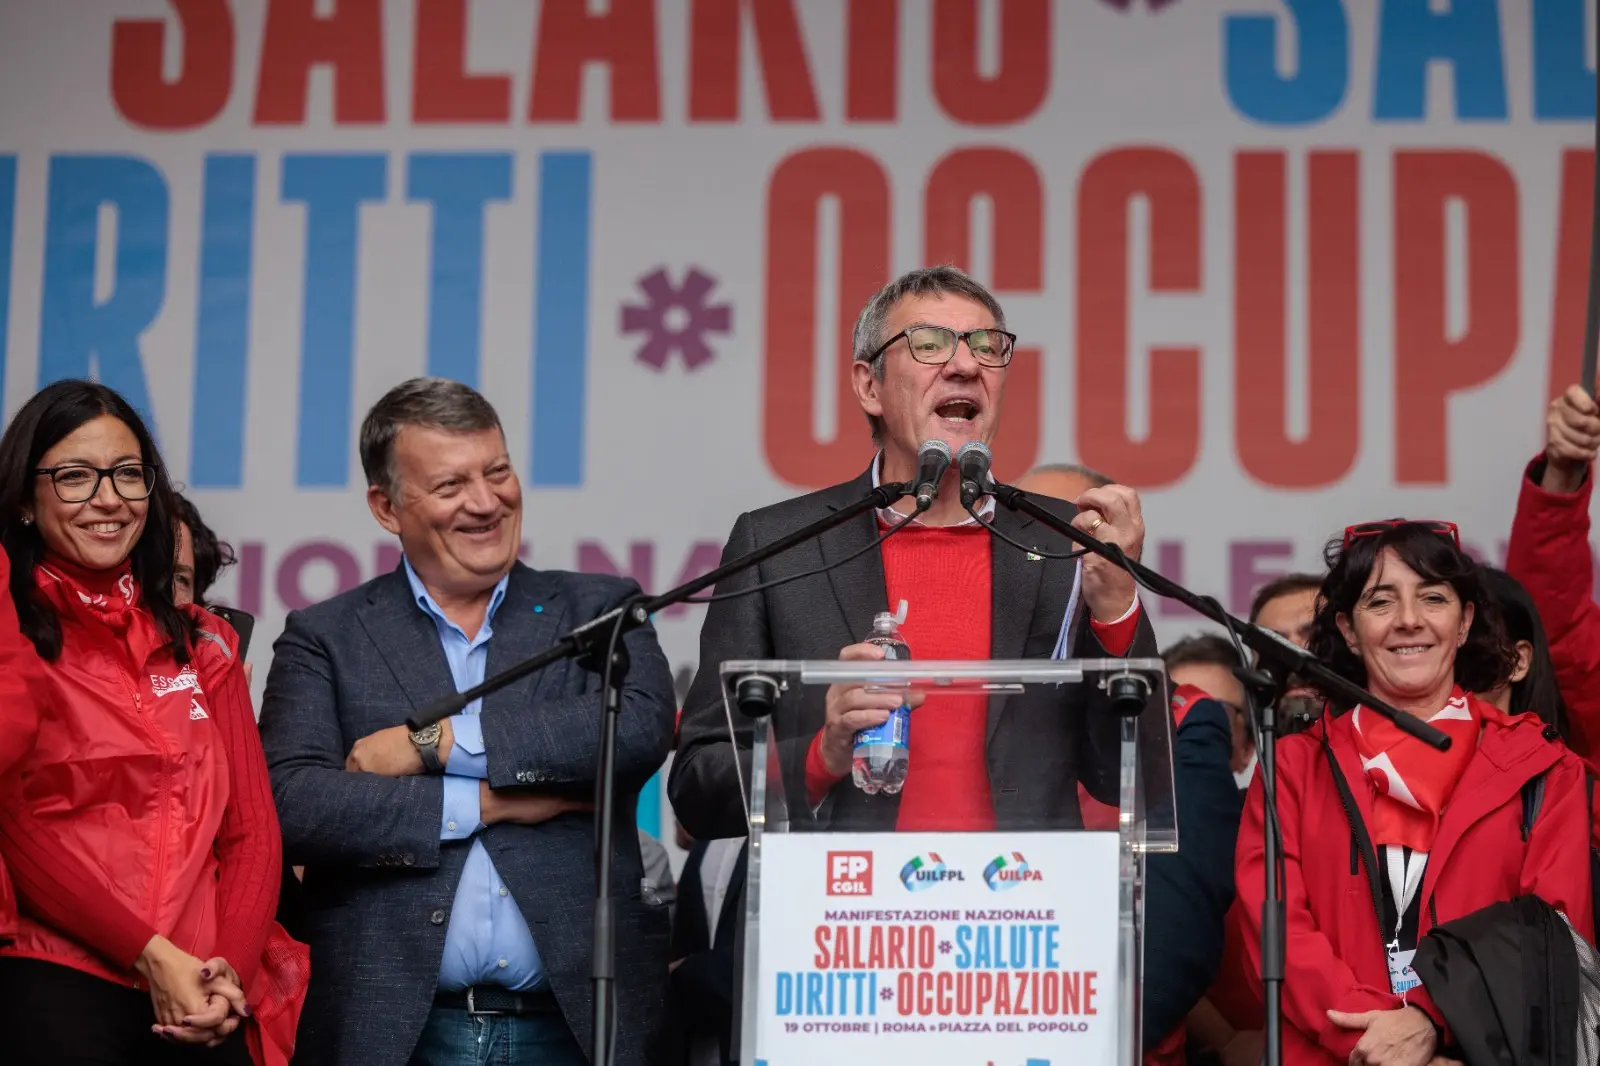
xmin=0 ymin=565 xmax=279 ymax=985
xmin=805 ymin=523 xmax=1140 ymax=827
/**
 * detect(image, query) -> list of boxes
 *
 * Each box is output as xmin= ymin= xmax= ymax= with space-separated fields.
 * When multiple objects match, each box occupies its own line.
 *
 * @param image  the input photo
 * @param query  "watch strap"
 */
xmin=412 ymin=727 xmax=445 ymax=774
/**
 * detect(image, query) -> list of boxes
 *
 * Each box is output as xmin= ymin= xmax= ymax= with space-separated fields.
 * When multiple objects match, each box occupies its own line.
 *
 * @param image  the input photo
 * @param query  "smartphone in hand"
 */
xmin=206 ymin=604 xmax=255 ymax=661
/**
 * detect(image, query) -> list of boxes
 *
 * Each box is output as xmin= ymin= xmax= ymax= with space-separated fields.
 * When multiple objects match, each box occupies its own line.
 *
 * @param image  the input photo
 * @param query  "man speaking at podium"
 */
xmin=670 ymin=265 xmax=1160 ymax=838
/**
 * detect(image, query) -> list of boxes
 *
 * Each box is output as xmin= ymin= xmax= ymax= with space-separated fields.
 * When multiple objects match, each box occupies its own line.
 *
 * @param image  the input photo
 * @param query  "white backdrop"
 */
xmin=1 ymin=0 xmax=1595 ymax=845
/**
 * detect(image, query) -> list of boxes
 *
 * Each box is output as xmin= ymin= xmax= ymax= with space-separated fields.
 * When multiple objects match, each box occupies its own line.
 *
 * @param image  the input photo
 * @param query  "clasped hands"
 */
xmin=137 ymin=935 xmax=249 ymax=1047
xmin=343 ymin=721 xmax=589 ymax=826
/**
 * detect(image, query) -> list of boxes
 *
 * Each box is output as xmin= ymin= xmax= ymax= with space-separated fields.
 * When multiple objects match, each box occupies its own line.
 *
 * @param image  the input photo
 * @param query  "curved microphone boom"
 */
xmin=956 ymin=440 xmax=993 ymax=508
xmin=913 ymin=439 xmax=954 ymax=510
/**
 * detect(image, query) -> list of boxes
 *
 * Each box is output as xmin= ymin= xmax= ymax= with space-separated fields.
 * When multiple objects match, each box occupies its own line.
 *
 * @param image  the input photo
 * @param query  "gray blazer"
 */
xmin=669 ymin=467 xmax=1165 ymax=839
xmin=258 ymin=562 xmax=676 ymax=1066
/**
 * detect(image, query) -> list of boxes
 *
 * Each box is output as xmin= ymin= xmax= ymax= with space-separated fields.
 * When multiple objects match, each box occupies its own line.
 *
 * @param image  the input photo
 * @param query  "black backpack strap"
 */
xmin=1521 ymin=772 xmax=1547 ymax=842
xmin=1322 ymin=728 xmax=1397 ymax=939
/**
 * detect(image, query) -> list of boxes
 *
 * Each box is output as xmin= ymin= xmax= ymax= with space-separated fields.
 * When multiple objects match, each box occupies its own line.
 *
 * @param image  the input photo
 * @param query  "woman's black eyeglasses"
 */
xmin=34 ymin=463 xmax=159 ymax=503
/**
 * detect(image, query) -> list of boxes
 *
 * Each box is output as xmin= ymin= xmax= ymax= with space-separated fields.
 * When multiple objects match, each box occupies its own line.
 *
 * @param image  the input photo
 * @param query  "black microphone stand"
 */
xmin=404 ymin=478 xmax=917 ymax=1066
xmin=984 ymin=481 xmax=1450 ymax=1066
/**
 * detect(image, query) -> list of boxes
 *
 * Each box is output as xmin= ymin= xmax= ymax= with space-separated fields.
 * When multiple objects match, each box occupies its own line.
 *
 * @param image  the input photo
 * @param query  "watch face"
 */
xmin=412 ymin=724 xmax=441 ymax=744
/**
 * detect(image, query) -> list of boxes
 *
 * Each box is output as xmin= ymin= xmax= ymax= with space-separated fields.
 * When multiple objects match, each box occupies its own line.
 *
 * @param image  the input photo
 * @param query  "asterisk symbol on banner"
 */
xmin=619 ymin=267 xmax=732 ymax=372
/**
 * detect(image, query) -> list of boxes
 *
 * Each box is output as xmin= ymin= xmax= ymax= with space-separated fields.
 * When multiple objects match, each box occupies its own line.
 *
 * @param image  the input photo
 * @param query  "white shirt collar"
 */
xmin=869 ymin=451 xmax=996 ymax=527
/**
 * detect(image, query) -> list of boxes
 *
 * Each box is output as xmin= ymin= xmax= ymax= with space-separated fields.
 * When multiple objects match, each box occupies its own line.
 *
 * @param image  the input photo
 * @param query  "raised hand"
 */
xmin=1073 ymin=484 xmax=1145 ymax=623
xmin=1542 ymin=383 xmax=1600 ymax=493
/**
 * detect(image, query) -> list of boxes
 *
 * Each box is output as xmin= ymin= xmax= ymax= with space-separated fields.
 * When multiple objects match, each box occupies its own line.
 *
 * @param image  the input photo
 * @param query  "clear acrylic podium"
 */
xmin=718 ymin=658 xmax=1175 ymax=1066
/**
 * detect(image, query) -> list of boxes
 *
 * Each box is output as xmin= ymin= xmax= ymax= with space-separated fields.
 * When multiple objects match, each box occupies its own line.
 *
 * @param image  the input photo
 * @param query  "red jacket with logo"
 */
xmin=0 ymin=546 xmax=46 ymax=943
xmin=0 ymin=559 xmax=305 ymax=1065
xmin=1235 ymin=695 xmax=1593 ymax=1066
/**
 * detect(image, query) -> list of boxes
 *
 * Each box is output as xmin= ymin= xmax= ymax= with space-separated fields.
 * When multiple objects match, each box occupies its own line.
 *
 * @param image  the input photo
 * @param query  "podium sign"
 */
xmin=756 ymin=831 xmax=1120 ymax=1065
xmin=719 ymin=659 xmax=1174 ymax=1066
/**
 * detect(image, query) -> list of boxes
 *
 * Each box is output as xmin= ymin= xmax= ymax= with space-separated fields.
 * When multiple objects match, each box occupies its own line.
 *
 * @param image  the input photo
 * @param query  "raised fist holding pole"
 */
xmin=1540 ymin=384 xmax=1600 ymax=495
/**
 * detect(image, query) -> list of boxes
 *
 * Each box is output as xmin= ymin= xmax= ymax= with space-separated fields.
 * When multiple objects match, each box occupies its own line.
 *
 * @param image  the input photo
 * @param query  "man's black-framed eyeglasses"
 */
xmin=869 ymin=326 xmax=1018 ymax=368
xmin=34 ymin=463 xmax=159 ymax=503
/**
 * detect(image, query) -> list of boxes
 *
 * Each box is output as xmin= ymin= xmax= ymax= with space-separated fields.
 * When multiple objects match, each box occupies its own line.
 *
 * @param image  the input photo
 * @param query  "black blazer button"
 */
xmin=430 ymin=909 xmax=446 ymax=925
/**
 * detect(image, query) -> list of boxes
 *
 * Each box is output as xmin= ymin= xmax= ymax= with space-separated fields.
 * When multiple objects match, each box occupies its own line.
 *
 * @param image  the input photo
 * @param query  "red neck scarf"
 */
xmin=35 ymin=554 xmax=157 ymax=665
xmin=1349 ymin=687 xmax=1481 ymax=852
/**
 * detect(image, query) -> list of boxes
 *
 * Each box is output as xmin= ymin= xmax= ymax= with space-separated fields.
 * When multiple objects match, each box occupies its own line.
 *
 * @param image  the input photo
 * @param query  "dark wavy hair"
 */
xmin=0 ymin=380 xmax=196 ymax=663
xmin=173 ymin=492 xmax=237 ymax=605
xmin=1478 ymin=566 xmax=1568 ymax=736
xmin=1307 ymin=521 xmax=1515 ymax=712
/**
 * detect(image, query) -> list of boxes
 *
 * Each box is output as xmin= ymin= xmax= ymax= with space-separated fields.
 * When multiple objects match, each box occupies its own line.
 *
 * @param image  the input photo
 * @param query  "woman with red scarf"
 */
xmin=1235 ymin=520 xmax=1592 ymax=1066
xmin=0 ymin=380 xmax=305 ymax=1065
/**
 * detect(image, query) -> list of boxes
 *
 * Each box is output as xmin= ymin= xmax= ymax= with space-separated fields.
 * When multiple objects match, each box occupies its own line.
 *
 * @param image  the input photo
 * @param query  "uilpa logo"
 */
xmin=826 ymin=851 xmax=873 ymax=896
xmin=899 ymin=852 xmax=964 ymax=891
xmin=983 ymin=852 xmax=1042 ymax=891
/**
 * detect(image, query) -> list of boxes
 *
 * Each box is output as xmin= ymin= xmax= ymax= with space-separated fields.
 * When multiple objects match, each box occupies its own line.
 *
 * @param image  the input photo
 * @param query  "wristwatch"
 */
xmin=409 ymin=722 xmax=445 ymax=773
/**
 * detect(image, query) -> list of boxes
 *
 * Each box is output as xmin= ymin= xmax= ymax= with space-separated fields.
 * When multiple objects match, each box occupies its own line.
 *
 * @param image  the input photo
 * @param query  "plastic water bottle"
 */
xmin=852 ymin=603 xmax=912 ymax=795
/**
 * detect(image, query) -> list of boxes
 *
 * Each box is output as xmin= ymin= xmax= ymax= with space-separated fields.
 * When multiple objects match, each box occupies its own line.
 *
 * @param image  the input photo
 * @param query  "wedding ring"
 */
xmin=1086 ymin=516 xmax=1105 ymax=535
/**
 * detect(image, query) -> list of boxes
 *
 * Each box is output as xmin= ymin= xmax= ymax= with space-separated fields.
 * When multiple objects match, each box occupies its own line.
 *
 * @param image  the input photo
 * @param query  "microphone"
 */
xmin=956 ymin=441 xmax=993 ymax=509
xmin=912 ymin=439 xmax=954 ymax=510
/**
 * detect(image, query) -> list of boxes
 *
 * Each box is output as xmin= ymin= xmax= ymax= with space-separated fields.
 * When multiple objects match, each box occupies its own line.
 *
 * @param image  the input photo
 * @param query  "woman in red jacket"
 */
xmin=1236 ymin=519 xmax=1593 ymax=1066
xmin=0 ymin=380 xmax=303 ymax=1065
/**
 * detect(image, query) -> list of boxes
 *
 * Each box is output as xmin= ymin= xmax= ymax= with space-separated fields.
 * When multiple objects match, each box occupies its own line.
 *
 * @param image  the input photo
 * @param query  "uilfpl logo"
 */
xmin=826 ymin=851 xmax=873 ymax=896
xmin=899 ymin=852 xmax=964 ymax=892
xmin=983 ymin=852 xmax=1043 ymax=891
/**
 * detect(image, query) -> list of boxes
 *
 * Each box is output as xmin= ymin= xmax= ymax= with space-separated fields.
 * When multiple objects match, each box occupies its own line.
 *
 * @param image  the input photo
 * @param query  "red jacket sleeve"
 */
xmin=0 ymin=806 xmax=159 ymax=968
xmin=0 ymin=546 xmax=44 ymax=776
xmin=1522 ymin=749 xmax=1596 ymax=944
xmin=1235 ymin=742 xmax=1409 ymax=1061
xmin=1505 ymin=456 xmax=1600 ymax=763
xmin=0 ymin=546 xmax=42 ymax=942
xmin=805 ymin=732 xmax=843 ymax=809
xmin=195 ymin=617 xmax=282 ymax=990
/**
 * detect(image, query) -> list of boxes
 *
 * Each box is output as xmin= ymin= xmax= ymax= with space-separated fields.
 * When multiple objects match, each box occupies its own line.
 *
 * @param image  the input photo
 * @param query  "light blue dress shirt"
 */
xmin=403 ymin=559 xmax=546 ymax=991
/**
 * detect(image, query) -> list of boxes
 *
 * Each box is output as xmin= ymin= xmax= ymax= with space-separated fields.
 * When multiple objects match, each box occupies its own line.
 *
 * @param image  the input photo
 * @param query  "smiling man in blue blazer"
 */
xmin=259 ymin=378 xmax=676 ymax=1066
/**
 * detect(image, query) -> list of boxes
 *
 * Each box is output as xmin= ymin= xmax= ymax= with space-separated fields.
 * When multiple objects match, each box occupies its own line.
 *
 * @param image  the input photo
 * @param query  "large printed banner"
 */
xmin=753 ymin=832 xmax=1121 ymax=1066
xmin=0 ymin=1 xmax=1597 ymax=840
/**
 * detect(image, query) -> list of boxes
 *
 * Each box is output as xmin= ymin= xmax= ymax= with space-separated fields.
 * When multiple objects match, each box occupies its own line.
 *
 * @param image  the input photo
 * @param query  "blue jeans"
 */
xmin=407 ymin=1002 xmax=588 ymax=1066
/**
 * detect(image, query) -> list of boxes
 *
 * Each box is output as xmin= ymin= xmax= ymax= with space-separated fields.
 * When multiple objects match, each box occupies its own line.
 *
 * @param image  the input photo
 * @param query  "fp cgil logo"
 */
xmin=826 ymin=851 xmax=873 ymax=896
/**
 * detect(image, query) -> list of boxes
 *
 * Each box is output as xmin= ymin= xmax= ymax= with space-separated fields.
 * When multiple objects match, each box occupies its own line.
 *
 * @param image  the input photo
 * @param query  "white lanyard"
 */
xmin=1383 ymin=846 xmax=1428 ymax=945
